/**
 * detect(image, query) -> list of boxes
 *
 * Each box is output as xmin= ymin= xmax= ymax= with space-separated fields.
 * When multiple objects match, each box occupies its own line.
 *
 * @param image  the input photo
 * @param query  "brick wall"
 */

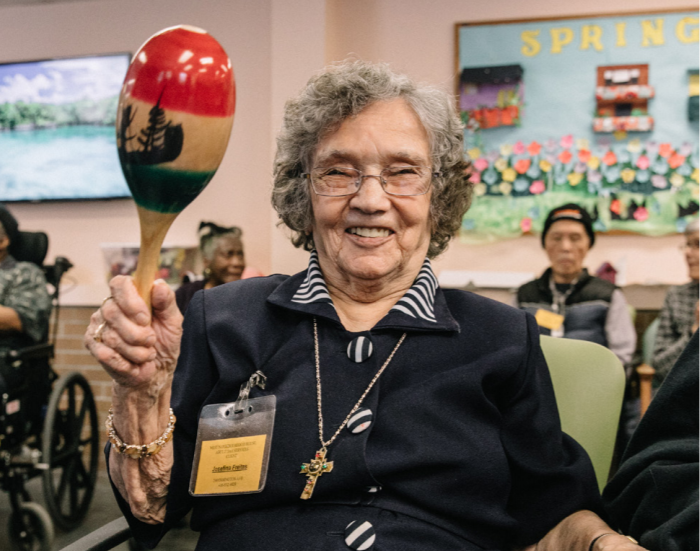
xmin=51 ymin=305 xmax=111 ymax=470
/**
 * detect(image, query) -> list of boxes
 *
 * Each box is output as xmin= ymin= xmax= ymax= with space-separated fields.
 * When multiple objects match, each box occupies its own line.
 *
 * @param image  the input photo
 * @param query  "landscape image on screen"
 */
xmin=0 ymin=53 xmax=132 ymax=202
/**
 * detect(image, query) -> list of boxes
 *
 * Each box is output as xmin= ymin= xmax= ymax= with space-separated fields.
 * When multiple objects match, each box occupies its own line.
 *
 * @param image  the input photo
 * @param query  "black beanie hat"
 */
xmin=541 ymin=203 xmax=595 ymax=247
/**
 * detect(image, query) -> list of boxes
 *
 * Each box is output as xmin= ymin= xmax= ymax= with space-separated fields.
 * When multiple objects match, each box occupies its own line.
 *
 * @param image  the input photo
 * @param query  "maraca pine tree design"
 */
xmin=116 ymin=25 xmax=235 ymax=303
xmin=119 ymin=92 xmax=184 ymax=167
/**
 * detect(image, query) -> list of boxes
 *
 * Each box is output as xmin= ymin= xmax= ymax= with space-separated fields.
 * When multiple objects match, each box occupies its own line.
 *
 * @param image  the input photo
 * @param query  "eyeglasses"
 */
xmin=302 ymin=166 xmax=440 ymax=197
xmin=680 ymin=242 xmax=699 ymax=252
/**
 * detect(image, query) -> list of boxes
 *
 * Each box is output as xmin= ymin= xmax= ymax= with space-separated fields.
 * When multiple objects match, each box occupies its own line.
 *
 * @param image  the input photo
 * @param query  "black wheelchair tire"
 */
xmin=41 ymin=371 xmax=99 ymax=531
xmin=8 ymin=502 xmax=55 ymax=551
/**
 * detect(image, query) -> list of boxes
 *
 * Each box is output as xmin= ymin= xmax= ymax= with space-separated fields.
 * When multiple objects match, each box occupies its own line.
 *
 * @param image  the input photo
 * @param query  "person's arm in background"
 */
xmin=603 ymin=332 xmax=698 ymax=550
xmin=652 ymin=289 xmax=695 ymax=382
xmin=0 ymin=263 xmax=51 ymax=340
xmin=605 ymin=289 xmax=636 ymax=366
xmin=0 ymin=305 xmax=22 ymax=331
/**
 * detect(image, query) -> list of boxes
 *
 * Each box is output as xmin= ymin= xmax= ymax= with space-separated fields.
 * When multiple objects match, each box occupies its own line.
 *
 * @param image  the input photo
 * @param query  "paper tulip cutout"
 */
xmin=116 ymin=25 xmax=235 ymax=305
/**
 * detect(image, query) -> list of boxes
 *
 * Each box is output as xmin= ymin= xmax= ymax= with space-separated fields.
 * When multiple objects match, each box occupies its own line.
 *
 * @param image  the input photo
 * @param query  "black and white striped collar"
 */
xmin=274 ymin=250 xmax=458 ymax=332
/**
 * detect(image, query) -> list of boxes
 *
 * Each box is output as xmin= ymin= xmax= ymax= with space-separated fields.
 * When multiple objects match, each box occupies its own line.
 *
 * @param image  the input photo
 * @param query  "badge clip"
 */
xmin=233 ymin=370 xmax=267 ymax=414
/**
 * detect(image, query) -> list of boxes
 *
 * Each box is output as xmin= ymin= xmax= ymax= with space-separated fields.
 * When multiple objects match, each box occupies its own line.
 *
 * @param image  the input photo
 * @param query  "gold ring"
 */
xmin=93 ymin=321 xmax=107 ymax=343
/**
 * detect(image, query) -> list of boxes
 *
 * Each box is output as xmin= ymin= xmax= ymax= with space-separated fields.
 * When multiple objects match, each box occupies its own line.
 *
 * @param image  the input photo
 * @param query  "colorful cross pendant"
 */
xmin=300 ymin=447 xmax=334 ymax=500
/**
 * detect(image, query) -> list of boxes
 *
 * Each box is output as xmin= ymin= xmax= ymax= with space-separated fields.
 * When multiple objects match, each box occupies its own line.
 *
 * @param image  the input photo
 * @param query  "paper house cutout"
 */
xmin=459 ymin=65 xmax=524 ymax=130
xmin=593 ymin=64 xmax=654 ymax=133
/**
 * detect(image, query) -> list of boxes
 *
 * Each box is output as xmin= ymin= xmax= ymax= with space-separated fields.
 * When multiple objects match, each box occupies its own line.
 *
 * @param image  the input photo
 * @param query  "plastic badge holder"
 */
xmin=189 ymin=372 xmax=275 ymax=496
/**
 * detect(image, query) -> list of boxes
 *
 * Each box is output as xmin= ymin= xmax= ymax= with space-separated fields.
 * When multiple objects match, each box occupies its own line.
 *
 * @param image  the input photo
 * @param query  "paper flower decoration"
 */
xmin=651 ymin=175 xmax=668 ymax=189
xmin=513 ymin=141 xmax=526 ymax=155
xmin=670 ymin=172 xmax=685 ymax=187
xmin=626 ymin=139 xmax=642 ymax=153
xmin=473 ymin=157 xmax=489 ymax=172
xmin=514 ymin=159 xmax=531 ymax=174
xmin=529 ymin=180 xmax=545 ymax=194
xmin=621 ymin=168 xmax=636 ymax=184
xmin=636 ymin=155 xmax=650 ymax=170
xmin=527 ymin=141 xmax=542 ymax=156
xmin=568 ymin=173 xmax=583 ymax=186
xmin=502 ymin=167 xmax=517 ymax=182
xmin=633 ymin=207 xmax=649 ymax=221
xmin=560 ymin=134 xmax=574 ymax=149
xmin=602 ymin=151 xmax=618 ymax=166
xmin=499 ymin=181 xmax=513 ymax=195
xmin=668 ymin=153 xmax=686 ymax=170
xmin=558 ymin=150 xmax=573 ymax=164
xmin=658 ymin=143 xmax=673 ymax=158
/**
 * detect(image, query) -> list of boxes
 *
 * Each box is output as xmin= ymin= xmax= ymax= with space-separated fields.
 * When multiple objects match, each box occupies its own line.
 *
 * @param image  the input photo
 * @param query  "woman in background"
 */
xmin=175 ymin=222 xmax=246 ymax=314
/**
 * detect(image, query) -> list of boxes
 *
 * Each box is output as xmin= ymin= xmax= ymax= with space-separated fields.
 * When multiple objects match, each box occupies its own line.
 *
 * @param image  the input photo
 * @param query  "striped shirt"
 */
xmin=291 ymin=250 xmax=438 ymax=323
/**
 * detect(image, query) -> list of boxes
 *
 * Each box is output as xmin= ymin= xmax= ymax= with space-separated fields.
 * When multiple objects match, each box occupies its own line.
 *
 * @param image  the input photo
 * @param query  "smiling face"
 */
xmin=544 ymin=219 xmax=591 ymax=284
xmin=309 ymin=99 xmax=433 ymax=293
xmin=204 ymin=234 xmax=245 ymax=288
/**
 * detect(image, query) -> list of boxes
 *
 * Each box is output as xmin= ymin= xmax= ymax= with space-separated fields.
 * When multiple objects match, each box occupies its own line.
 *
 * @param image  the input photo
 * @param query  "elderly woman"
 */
xmin=175 ymin=222 xmax=246 ymax=314
xmin=86 ymin=61 xmax=643 ymax=551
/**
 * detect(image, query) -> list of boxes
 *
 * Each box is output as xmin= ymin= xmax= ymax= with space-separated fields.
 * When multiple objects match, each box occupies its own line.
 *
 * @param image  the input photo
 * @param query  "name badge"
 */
xmin=189 ymin=372 xmax=275 ymax=497
xmin=535 ymin=308 xmax=565 ymax=331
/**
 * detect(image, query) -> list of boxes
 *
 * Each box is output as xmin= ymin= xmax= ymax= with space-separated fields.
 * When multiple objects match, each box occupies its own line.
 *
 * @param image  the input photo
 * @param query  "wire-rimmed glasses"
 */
xmin=302 ymin=166 xmax=440 ymax=197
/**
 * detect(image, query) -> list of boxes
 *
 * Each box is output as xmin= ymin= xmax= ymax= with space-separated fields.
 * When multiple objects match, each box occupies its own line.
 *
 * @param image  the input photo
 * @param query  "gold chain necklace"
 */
xmin=299 ymin=317 xmax=406 ymax=499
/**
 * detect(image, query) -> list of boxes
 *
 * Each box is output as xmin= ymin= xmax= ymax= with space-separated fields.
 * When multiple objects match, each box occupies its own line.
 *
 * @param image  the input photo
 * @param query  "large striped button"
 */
xmin=347 ymin=336 xmax=373 ymax=363
xmin=346 ymin=408 xmax=373 ymax=434
xmin=344 ymin=520 xmax=376 ymax=550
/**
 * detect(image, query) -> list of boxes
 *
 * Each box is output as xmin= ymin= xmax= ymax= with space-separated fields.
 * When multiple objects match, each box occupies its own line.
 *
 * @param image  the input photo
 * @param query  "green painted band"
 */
xmin=121 ymin=164 xmax=216 ymax=213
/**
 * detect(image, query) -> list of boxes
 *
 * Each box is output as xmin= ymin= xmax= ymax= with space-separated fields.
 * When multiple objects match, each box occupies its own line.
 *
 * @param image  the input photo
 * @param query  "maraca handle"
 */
xmin=132 ymin=207 xmax=178 ymax=310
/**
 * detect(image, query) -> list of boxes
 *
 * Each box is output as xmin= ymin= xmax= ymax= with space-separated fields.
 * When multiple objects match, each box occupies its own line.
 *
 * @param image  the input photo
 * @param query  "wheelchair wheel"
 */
xmin=8 ymin=502 xmax=55 ymax=551
xmin=41 ymin=371 xmax=99 ymax=531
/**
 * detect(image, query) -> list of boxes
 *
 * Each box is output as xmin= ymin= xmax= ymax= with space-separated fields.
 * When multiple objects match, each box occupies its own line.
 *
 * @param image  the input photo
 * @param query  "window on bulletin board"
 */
xmin=456 ymin=9 xmax=699 ymax=243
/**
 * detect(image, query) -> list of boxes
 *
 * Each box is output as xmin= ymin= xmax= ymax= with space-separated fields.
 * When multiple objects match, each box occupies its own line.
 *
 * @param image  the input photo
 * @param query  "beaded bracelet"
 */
xmin=105 ymin=407 xmax=176 ymax=459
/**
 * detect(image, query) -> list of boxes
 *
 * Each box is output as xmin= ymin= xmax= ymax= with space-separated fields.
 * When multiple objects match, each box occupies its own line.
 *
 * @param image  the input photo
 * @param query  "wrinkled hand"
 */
xmin=596 ymin=534 xmax=646 ymax=551
xmin=84 ymin=276 xmax=183 ymax=391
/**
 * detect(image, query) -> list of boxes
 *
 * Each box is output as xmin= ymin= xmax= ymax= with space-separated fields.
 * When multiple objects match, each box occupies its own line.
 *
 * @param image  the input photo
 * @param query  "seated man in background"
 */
xmin=0 ymin=205 xmax=51 ymax=357
xmin=516 ymin=203 xmax=636 ymax=365
xmin=651 ymin=218 xmax=699 ymax=385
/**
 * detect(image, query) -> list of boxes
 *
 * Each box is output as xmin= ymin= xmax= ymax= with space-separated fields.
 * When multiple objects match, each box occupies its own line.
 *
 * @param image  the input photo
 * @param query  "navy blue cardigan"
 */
xmin=112 ymin=270 xmax=602 ymax=550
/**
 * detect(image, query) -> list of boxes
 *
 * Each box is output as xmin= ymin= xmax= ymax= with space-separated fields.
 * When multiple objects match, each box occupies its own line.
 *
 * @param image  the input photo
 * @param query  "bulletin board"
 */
xmin=456 ymin=9 xmax=699 ymax=242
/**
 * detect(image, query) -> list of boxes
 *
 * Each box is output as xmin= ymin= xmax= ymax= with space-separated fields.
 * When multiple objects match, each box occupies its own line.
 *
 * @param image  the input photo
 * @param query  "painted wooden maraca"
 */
xmin=116 ymin=25 xmax=235 ymax=305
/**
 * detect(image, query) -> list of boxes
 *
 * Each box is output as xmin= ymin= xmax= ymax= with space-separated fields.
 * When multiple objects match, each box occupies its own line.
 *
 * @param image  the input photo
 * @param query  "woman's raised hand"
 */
xmin=85 ymin=276 xmax=183 ymax=391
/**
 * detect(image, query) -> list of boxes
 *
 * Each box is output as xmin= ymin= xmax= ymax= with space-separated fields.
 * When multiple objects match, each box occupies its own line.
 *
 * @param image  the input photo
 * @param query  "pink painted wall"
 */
xmin=0 ymin=0 xmax=693 ymax=305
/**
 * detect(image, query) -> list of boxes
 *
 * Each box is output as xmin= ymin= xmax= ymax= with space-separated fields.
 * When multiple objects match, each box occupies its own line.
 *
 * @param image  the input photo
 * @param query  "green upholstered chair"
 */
xmin=540 ymin=335 xmax=626 ymax=492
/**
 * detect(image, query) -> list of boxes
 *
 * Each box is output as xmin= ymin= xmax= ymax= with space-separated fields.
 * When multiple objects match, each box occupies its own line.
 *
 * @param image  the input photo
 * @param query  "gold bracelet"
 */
xmin=105 ymin=407 xmax=176 ymax=459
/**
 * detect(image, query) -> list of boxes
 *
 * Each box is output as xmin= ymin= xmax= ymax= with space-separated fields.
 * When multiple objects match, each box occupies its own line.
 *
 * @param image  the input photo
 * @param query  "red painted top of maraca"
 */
xmin=123 ymin=25 xmax=235 ymax=118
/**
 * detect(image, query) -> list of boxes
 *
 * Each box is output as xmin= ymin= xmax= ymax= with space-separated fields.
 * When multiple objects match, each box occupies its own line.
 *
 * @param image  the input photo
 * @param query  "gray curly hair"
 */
xmin=271 ymin=60 xmax=473 ymax=258
xmin=198 ymin=222 xmax=243 ymax=261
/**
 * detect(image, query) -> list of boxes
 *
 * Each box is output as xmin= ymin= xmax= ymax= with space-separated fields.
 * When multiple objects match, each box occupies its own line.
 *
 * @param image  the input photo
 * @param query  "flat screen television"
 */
xmin=0 ymin=53 xmax=132 ymax=202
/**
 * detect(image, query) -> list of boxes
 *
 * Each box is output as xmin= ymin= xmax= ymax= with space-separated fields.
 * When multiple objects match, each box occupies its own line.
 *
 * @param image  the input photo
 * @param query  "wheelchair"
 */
xmin=0 ymin=231 xmax=99 ymax=551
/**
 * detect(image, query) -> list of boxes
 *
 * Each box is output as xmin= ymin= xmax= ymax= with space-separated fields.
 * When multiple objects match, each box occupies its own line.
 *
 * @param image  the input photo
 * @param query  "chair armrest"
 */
xmin=7 ymin=343 xmax=54 ymax=363
xmin=58 ymin=517 xmax=132 ymax=551
xmin=636 ymin=363 xmax=655 ymax=417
